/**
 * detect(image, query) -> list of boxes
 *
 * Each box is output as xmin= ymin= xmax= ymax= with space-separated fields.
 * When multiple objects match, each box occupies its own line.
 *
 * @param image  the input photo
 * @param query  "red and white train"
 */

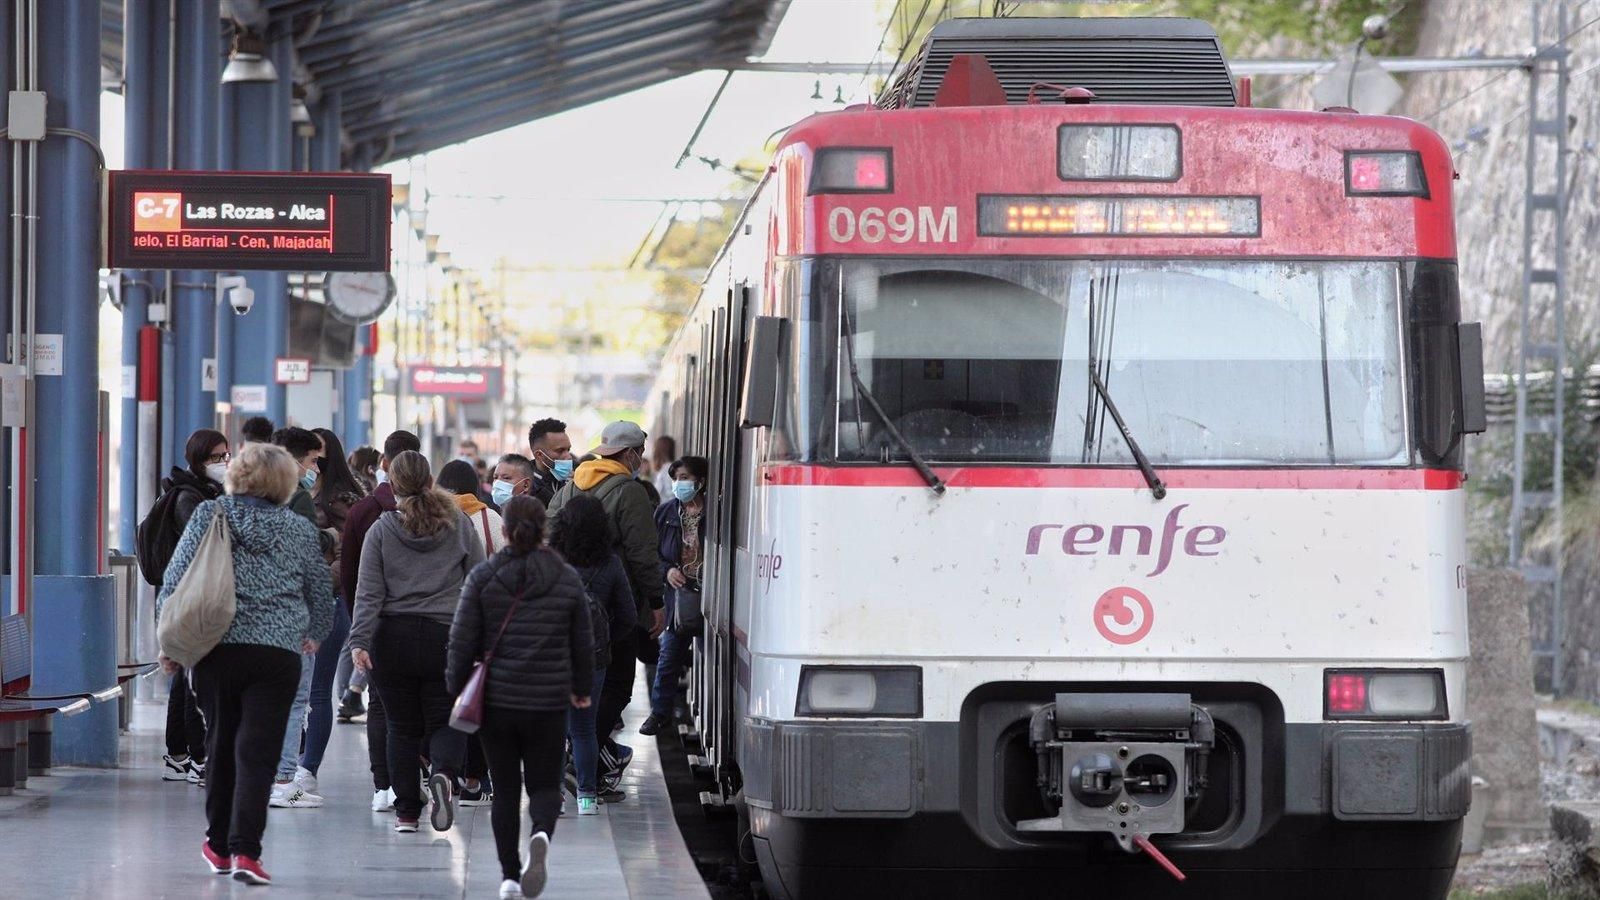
xmin=649 ymin=17 xmax=1483 ymax=898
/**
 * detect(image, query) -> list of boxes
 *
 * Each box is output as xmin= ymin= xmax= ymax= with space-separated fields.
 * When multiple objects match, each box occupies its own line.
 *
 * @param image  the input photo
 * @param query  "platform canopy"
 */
xmin=101 ymin=0 xmax=790 ymax=167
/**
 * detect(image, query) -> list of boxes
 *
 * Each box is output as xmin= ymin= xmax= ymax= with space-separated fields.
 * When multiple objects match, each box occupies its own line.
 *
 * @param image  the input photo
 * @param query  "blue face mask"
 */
xmin=552 ymin=459 xmax=574 ymax=482
xmin=491 ymin=479 xmax=515 ymax=507
xmin=300 ymin=468 xmax=317 ymax=491
xmin=672 ymin=479 xmax=698 ymax=502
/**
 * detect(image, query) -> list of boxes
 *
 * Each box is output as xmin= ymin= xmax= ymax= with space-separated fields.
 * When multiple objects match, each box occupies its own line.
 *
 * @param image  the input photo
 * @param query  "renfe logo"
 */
xmin=1024 ymin=503 xmax=1226 ymax=577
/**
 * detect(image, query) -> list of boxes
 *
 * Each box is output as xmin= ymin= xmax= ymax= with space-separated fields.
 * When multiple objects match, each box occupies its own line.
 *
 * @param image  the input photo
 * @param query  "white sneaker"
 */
xmin=521 ymin=831 xmax=549 ymax=898
xmin=161 ymin=754 xmax=191 ymax=781
xmin=293 ymin=765 xmax=318 ymax=794
xmin=371 ymin=788 xmax=395 ymax=812
xmin=577 ymin=796 xmax=599 ymax=816
xmin=499 ymin=879 xmax=524 ymax=898
xmin=268 ymin=781 xmax=324 ymax=808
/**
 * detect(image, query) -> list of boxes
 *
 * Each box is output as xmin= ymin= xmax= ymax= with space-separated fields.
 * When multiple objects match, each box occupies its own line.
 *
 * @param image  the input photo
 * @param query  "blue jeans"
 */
xmin=651 ymin=587 xmax=694 ymax=718
xmin=276 ymin=650 xmax=315 ymax=780
xmin=299 ymin=601 xmax=349 ymax=775
xmin=567 ymin=668 xmax=608 ymax=797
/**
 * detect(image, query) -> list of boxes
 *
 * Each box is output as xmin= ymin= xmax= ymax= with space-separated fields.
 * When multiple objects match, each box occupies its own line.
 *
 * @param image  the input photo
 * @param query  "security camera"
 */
xmin=1362 ymin=14 xmax=1391 ymax=41
xmin=228 ymin=284 xmax=255 ymax=315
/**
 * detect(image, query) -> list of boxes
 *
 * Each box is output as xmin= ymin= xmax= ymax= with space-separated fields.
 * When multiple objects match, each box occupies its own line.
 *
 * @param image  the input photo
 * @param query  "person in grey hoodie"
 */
xmin=156 ymin=442 xmax=335 ymax=887
xmin=349 ymin=450 xmax=485 ymax=834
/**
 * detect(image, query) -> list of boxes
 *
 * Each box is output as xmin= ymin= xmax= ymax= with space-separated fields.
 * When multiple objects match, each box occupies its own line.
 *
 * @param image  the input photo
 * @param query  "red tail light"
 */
xmin=1326 ymin=674 xmax=1368 ymax=714
xmin=809 ymin=148 xmax=894 ymax=194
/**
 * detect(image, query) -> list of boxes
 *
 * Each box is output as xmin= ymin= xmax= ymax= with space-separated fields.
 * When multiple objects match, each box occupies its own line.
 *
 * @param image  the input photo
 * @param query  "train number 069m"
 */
xmin=827 ymin=205 xmax=958 ymax=244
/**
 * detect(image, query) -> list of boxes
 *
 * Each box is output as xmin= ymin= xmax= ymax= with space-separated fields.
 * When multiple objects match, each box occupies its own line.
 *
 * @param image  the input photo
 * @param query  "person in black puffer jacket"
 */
xmin=157 ymin=428 xmax=230 ymax=787
xmin=446 ymin=495 xmax=594 ymax=899
xmin=550 ymin=494 xmax=638 ymax=812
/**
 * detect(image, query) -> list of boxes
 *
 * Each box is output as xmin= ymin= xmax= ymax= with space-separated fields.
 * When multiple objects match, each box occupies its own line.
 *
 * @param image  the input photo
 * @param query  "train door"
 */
xmin=689 ymin=284 xmax=750 ymax=801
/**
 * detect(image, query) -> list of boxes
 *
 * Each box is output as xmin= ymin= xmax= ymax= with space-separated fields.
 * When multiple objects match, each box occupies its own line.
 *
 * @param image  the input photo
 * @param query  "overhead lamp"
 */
xmin=221 ymin=31 xmax=278 ymax=84
xmin=435 ymin=251 xmax=453 ymax=269
xmin=409 ymin=207 xmax=428 ymax=237
xmin=392 ymin=183 xmax=410 ymax=212
xmin=424 ymin=234 xmax=441 ymax=257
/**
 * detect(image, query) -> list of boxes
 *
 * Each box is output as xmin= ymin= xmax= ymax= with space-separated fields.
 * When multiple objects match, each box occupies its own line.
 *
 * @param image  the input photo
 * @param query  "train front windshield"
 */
xmin=828 ymin=258 xmax=1407 ymax=466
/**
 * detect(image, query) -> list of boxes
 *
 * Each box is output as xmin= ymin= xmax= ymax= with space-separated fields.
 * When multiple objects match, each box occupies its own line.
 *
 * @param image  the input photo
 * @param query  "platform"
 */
xmin=0 ymin=679 xmax=710 ymax=899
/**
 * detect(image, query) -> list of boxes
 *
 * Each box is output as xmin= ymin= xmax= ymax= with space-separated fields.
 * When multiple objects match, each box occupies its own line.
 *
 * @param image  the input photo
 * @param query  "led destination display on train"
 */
xmin=107 ymin=170 xmax=391 ymax=272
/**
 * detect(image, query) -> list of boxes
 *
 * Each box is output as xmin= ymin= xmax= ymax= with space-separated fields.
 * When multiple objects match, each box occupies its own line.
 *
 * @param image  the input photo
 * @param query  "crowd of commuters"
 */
xmin=144 ymin=414 xmax=695 ymax=897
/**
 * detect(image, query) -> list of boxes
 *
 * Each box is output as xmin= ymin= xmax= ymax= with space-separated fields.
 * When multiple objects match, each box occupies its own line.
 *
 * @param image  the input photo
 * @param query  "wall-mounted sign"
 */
xmin=275 ymin=357 xmax=312 ymax=384
xmin=409 ymin=366 xmax=497 ymax=398
xmin=231 ymin=384 xmax=268 ymax=412
xmin=106 ymin=170 xmax=391 ymax=272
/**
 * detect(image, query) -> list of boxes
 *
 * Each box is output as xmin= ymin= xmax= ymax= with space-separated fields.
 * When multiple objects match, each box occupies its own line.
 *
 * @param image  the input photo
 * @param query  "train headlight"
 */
xmin=796 ymin=666 xmax=922 ymax=717
xmin=1324 ymin=669 xmax=1447 ymax=720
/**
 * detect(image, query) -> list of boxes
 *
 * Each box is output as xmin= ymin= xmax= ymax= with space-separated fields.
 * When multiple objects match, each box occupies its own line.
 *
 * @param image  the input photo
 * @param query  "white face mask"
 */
xmin=205 ymin=462 xmax=229 ymax=484
xmin=375 ymin=468 xmax=389 ymax=485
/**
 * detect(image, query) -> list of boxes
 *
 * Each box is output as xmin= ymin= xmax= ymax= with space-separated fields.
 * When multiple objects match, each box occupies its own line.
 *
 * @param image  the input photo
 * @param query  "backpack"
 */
xmin=136 ymin=483 xmax=203 ymax=586
xmin=579 ymin=565 xmax=614 ymax=668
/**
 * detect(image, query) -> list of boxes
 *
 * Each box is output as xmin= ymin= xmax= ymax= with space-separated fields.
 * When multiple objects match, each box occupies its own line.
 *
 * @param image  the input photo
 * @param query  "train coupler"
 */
xmin=1016 ymin=692 xmax=1215 ymax=856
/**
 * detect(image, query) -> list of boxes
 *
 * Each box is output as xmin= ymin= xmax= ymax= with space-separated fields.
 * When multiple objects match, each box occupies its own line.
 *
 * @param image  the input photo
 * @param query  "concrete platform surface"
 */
xmin=0 ymin=688 xmax=710 ymax=900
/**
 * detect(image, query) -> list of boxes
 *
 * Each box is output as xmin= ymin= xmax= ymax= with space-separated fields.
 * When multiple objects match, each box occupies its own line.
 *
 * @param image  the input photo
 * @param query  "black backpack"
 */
xmin=135 ymin=484 xmax=202 ymax=586
xmin=579 ymin=566 xmax=614 ymax=668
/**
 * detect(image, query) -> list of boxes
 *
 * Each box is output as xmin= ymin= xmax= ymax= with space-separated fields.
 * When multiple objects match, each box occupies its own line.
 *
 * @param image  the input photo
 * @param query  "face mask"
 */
xmin=551 ymin=459 xmax=574 ymax=482
xmin=672 ymin=479 xmax=698 ymax=502
xmin=491 ymin=479 xmax=515 ymax=506
xmin=300 ymin=468 xmax=318 ymax=491
xmin=375 ymin=468 xmax=388 ymax=485
xmin=205 ymin=463 xmax=229 ymax=484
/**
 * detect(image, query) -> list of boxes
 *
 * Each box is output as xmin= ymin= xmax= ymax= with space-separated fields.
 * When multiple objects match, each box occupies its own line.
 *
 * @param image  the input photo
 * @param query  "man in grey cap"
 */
xmin=547 ymin=421 xmax=666 ymax=795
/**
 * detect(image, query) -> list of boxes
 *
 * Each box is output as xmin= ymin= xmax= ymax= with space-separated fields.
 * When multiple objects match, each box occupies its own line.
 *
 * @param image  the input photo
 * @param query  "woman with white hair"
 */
xmin=157 ymin=441 xmax=336 ymax=887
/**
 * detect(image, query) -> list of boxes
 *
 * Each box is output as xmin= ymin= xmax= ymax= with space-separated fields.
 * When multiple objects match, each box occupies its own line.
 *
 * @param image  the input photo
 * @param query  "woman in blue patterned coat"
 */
xmin=157 ymin=441 xmax=336 ymax=888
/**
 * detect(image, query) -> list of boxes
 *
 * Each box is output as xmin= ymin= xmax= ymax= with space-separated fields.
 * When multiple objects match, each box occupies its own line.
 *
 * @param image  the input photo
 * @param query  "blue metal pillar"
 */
xmin=221 ymin=26 xmax=289 ymax=424
xmin=119 ymin=0 xmax=169 ymax=548
xmin=33 ymin=0 xmax=117 ymax=766
xmin=170 ymin=0 xmax=220 ymax=461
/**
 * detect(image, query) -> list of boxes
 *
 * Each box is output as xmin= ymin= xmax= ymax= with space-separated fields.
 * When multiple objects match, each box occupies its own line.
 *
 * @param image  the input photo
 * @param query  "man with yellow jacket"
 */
xmin=546 ymin=421 xmax=666 ymax=795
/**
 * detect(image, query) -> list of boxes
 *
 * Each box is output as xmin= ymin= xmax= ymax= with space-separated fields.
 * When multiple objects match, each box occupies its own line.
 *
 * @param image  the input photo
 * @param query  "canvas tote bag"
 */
xmin=156 ymin=506 xmax=238 ymax=667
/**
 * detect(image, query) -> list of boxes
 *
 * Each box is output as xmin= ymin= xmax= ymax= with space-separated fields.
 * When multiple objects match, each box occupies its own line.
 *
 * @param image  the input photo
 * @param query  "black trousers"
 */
xmin=366 ymin=688 xmax=389 ymax=791
xmin=370 ymin=615 xmax=466 ymax=818
xmin=190 ymin=643 xmax=301 ymax=859
xmin=164 ymin=673 xmax=206 ymax=762
xmin=596 ymin=629 xmax=639 ymax=746
xmin=479 ymin=708 xmax=567 ymax=880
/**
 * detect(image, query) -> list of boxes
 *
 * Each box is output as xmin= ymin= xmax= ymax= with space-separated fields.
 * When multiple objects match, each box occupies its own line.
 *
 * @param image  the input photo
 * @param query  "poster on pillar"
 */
xmin=106 ymin=171 xmax=391 ymax=271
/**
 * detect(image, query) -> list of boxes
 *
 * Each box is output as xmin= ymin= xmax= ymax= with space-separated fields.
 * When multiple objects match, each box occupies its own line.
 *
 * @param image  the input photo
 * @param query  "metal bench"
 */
xmin=0 ymin=614 xmax=120 ymax=793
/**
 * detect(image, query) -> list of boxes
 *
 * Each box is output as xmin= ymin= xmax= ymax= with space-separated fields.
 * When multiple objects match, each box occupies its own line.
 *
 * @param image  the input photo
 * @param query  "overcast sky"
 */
xmin=387 ymin=0 xmax=887 ymax=270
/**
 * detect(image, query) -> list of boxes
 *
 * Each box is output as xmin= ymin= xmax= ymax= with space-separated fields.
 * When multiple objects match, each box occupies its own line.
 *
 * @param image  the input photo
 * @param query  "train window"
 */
xmin=833 ymin=258 xmax=1407 ymax=466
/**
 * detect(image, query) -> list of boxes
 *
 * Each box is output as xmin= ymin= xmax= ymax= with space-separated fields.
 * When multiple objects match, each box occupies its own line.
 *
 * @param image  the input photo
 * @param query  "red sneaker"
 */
xmin=231 ymin=855 xmax=272 ymax=885
xmin=201 ymin=841 xmax=229 ymax=875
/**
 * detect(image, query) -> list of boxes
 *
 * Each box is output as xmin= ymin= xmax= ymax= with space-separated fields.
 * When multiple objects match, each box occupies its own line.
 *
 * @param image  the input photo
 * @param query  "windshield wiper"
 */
xmin=839 ymin=304 xmax=946 ymax=496
xmin=1088 ymin=365 xmax=1167 ymax=500
xmin=846 ymin=363 xmax=947 ymax=496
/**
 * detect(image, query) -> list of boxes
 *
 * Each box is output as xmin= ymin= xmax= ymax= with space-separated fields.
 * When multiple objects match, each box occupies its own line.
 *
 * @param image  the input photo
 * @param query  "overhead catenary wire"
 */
xmin=1433 ymin=3 xmax=1600 ymax=127
xmin=852 ymin=0 xmax=907 ymax=98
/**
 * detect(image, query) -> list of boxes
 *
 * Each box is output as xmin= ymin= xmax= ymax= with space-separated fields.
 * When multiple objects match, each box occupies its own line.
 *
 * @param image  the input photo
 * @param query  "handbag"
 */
xmin=450 ymin=581 xmax=530 ymax=734
xmin=673 ymin=583 xmax=705 ymax=637
xmin=156 ymin=505 xmax=238 ymax=668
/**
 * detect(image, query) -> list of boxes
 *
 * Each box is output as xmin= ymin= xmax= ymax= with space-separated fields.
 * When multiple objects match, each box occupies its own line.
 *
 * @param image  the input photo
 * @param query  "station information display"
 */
xmin=107 ymin=170 xmax=391 ymax=272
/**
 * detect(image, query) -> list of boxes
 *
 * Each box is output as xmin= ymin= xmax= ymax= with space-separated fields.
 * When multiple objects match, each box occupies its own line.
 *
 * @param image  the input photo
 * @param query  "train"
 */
xmin=647 ymin=16 xmax=1483 ymax=898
